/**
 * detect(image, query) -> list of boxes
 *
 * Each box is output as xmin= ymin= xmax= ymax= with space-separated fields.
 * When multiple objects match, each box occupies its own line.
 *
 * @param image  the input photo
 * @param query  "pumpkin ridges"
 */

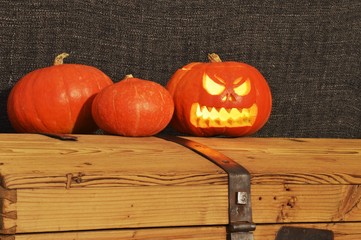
xmin=92 ymin=81 xmax=125 ymax=135
xmin=166 ymin=54 xmax=272 ymax=137
xmin=57 ymin=65 xmax=75 ymax=132
xmin=125 ymin=79 xmax=142 ymax=136
xmin=68 ymin=65 xmax=96 ymax=133
xmin=92 ymin=76 xmax=174 ymax=137
xmin=20 ymin=69 xmax=49 ymax=132
xmin=76 ymin=66 xmax=113 ymax=133
xmin=7 ymin=54 xmax=113 ymax=134
xmin=92 ymin=82 xmax=112 ymax=133
xmin=111 ymin=87 xmax=122 ymax=134
xmin=32 ymin=66 xmax=71 ymax=133
xmin=7 ymin=81 xmax=29 ymax=132
xmin=27 ymin=70 xmax=48 ymax=131
xmin=29 ymin=69 xmax=48 ymax=132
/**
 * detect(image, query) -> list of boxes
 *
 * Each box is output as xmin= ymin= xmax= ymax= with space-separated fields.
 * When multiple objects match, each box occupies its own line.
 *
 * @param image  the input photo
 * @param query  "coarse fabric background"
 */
xmin=0 ymin=0 xmax=360 ymax=138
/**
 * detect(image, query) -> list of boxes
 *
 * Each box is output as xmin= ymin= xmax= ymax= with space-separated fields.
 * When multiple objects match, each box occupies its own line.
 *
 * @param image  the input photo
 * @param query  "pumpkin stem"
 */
xmin=208 ymin=53 xmax=222 ymax=63
xmin=54 ymin=53 xmax=70 ymax=65
xmin=124 ymin=74 xmax=134 ymax=79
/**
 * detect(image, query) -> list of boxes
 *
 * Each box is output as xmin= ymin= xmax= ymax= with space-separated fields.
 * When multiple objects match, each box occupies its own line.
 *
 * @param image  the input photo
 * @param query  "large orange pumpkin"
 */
xmin=166 ymin=53 xmax=272 ymax=137
xmin=92 ymin=75 xmax=174 ymax=137
xmin=7 ymin=53 xmax=113 ymax=134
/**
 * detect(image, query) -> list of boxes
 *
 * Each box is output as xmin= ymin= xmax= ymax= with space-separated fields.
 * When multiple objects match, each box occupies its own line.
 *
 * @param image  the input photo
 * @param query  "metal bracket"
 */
xmin=159 ymin=135 xmax=255 ymax=240
xmin=275 ymin=226 xmax=334 ymax=240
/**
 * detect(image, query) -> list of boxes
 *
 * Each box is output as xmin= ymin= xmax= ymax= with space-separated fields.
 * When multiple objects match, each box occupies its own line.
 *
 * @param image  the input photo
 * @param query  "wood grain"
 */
xmin=189 ymin=137 xmax=361 ymax=185
xmin=252 ymin=184 xmax=361 ymax=223
xmin=14 ymin=186 xmax=228 ymax=233
xmin=0 ymin=134 xmax=360 ymax=234
xmin=1 ymin=184 xmax=359 ymax=233
xmin=1 ymin=135 xmax=360 ymax=188
xmin=0 ymin=134 xmax=227 ymax=189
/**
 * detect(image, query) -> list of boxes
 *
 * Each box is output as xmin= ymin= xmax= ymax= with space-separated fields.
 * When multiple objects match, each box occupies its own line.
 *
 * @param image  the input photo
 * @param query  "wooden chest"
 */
xmin=0 ymin=134 xmax=360 ymax=239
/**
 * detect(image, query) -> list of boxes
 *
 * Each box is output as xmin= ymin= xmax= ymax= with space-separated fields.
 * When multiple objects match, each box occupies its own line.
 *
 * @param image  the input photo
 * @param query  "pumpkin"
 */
xmin=92 ymin=75 xmax=174 ymax=137
xmin=166 ymin=53 xmax=272 ymax=137
xmin=7 ymin=53 xmax=113 ymax=134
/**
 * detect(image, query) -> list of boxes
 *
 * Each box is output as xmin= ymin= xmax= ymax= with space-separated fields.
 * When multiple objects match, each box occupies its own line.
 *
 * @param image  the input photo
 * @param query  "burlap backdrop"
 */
xmin=0 ymin=1 xmax=360 ymax=137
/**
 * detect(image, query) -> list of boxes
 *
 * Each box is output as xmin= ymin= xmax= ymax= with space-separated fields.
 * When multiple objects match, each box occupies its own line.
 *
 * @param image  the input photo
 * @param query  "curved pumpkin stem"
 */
xmin=54 ymin=53 xmax=70 ymax=66
xmin=208 ymin=53 xmax=222 ymax=63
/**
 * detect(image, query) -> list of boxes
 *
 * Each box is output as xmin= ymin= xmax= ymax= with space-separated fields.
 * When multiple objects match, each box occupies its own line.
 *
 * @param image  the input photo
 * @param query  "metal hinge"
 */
xmin=158 ymin=135 xmax=335 ymax=240
xmin=159 ymin=135 xmax=255 ymax=240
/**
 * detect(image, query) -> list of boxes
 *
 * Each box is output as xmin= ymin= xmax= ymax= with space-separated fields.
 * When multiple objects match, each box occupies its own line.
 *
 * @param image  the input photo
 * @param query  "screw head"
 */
xmin=237 ymin=192 xmax=248 ymax=204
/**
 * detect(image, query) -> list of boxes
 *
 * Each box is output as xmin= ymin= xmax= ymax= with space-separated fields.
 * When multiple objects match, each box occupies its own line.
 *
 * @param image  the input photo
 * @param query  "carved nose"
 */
xmin=222 ymin=93 xmax=236 ymax=102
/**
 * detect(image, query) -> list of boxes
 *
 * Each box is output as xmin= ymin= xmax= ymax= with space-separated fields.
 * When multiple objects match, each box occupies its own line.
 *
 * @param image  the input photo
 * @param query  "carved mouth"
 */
xmin=190 ymin=103 xmax=258 ymax=128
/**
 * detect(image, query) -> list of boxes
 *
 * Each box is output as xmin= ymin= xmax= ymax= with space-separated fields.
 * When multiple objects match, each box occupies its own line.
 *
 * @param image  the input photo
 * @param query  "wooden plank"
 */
xmin=252 ymin=184 xmax=361 ymax=223
xmin=189 ymin=137 xmax=361 ymax=185
xmin=2 ymin=184 xmax=360 ymax=233
xmin=13 ymin=186 xmax=228 ymax=233
xmin=0 ymin=134 xmax=227 ymax=189
xmin=1 ymin=135 xmax=360 ymax=188
xmin=1 ymin=134 xmax=360 ymax=234
xmin=2 ymin=223 xmax=361 ymax=240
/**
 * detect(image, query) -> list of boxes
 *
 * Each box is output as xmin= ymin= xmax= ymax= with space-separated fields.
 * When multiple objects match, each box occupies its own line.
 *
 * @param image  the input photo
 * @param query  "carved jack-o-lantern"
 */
xmin=166 ymin=53 xmax=272 ymax=137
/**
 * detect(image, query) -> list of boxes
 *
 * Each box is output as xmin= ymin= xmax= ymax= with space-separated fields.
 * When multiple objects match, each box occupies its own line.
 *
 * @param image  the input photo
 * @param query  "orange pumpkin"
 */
xmin=92 ymin=75 xmax=174 ymax=137
xmin=166 ymin=53 xmax=272 ymax=137
xmin=7 ymin=53 xmax=113 ymax=134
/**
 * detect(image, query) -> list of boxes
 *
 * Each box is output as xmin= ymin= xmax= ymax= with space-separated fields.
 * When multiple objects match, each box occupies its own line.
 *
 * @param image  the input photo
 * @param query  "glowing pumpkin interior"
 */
xmin=190 ymin=73 xmax=257 ymax=128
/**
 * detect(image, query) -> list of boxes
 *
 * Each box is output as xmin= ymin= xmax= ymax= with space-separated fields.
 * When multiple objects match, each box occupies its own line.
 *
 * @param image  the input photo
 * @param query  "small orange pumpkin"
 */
xmin=7 ymin=53 xmax=113 ymax=134
xmin=92 ymin=75 xmax=174 ymax=137
xmin=166 ymin=53 xmax=272 ymax=137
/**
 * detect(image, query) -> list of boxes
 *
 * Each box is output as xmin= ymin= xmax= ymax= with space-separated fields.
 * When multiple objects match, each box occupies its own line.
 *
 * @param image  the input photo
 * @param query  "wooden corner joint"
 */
xmin=0 ymin=187 xmax=16 ymax=204
xmin=0 ymin=234 xmax=15 ymax=240
xmin=0 ymin=212 xmax=17 ymax=234
xmin=0 ymin=226 xmax=17 ymax=235
xmin=0 ymin=186 xmax=17 ymax=235
xmin=0 ymin=211 xmax=17 ymax=220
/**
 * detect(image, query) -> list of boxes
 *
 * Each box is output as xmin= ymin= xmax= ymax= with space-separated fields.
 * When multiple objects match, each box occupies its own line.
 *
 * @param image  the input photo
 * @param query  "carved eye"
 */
xmin=203 ymin=74 xmax=225 ymax=95
xmin=234 ymin=78 xmax=251 ymax=96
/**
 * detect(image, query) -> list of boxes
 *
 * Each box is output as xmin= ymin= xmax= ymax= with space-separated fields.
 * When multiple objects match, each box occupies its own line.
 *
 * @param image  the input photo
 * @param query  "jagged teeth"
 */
xmin=191 ymin=103 xmax=258 ymax=128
